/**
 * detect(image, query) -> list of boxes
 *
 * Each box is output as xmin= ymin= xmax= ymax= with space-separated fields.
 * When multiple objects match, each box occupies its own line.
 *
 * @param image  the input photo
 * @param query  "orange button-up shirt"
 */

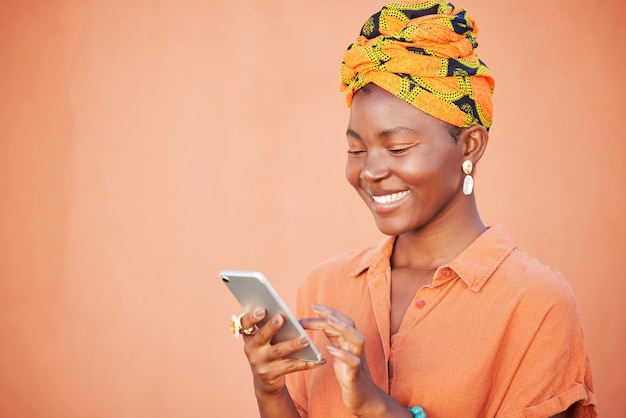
xmin=287 ymin=225 xmax=597 ymax=417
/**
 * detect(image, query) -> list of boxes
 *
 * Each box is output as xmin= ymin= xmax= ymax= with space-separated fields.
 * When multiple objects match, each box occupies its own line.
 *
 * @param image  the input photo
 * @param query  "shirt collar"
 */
xmin=349 ymin=235 xmax=395 ymax=278
xmin=447 ymin=225 xmax=515 ymax=291
xmin=348 ymin=225 xmax=515 ymax=292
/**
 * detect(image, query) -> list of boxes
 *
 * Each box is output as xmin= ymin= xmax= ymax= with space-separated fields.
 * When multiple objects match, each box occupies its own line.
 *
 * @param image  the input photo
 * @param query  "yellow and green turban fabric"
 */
xmin=340 ymin=1 xmax=494 ymax=128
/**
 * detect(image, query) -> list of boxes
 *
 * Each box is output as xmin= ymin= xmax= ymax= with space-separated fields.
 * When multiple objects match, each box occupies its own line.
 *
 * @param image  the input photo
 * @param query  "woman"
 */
xmin=231 ymin=1 xmax=598 ymax=417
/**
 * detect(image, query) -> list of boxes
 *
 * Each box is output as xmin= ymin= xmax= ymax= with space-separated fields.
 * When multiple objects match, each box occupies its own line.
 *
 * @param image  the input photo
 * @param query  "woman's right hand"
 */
xmin=239 ymin=307 xmax=325 ymax=397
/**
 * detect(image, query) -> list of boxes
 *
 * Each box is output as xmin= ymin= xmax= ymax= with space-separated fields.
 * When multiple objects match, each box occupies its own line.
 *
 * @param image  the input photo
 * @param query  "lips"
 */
xmin=371 ymin=190 xmax=411 ymax=204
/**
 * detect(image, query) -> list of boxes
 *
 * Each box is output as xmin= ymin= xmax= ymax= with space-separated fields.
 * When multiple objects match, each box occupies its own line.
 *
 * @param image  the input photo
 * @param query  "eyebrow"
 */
xmin=378 ymin=126 xmax=419 ymax=138
xmin=346 ymin=126 xmax=419 ymax=140
xmin=346 ymin=128 xmax=362 ymax=140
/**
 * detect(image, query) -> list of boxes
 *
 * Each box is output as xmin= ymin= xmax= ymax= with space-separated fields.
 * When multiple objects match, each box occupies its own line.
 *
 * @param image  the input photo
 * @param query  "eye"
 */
xmin=388 ymin=141 xmax=418 ymax=155
xmin=389 ymin=147 xmax=410 ymax=155
xmin=347 ymin=149 xmax=366 ymax=156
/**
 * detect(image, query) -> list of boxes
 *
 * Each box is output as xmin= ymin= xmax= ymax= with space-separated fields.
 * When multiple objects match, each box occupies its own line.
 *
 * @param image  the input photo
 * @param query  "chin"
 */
xmin=373 ymin=217 xmax=413 ymax=236
xmin=371 ymin=210 xmax=432 ymax=236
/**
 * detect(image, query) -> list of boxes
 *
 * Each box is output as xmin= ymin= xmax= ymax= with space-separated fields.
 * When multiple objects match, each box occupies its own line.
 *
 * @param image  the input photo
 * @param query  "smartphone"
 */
xmin=220 ymin=270 xmax=323 ymax=363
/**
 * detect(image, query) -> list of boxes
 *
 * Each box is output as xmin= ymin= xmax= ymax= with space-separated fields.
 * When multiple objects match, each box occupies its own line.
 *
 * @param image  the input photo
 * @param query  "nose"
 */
xmin=360 ymin=150 xmax=389 ymax=182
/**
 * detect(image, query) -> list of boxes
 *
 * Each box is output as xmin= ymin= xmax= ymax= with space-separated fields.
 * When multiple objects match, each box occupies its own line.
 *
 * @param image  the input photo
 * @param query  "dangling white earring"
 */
xmin=462 ymin=160 xmax=474 ymax=195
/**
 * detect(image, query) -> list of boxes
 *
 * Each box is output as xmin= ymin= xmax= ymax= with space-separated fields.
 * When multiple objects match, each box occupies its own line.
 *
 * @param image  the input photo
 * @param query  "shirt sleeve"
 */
xmin=498 ymin=278 xmax=598 ymax=418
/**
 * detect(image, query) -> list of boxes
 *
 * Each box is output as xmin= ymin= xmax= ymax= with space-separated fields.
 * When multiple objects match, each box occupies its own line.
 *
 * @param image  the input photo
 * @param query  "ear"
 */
xmin=461 ymin=125 xmax=489 ymax=163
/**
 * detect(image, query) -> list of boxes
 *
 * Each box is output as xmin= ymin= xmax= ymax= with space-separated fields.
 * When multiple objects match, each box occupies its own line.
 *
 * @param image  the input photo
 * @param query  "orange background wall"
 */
xmin=1 ymin=1 xmax=624 ymax=417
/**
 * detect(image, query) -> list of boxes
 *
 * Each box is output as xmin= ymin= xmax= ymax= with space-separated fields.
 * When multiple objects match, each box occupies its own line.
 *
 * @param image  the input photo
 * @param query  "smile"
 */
xmin=372 ymin=190 xmax=411 ymax=204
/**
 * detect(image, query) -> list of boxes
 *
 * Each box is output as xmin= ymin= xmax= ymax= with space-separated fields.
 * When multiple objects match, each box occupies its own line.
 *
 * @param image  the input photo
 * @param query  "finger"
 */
xmin=252 ymin=356 xmax=326 ymax=383
xmin=250 ymin=317 xmax=328 ymax=366
xmin=245 ymin=313 xmax=285 ymax=345
xmin=325 ymin=314 xmax=365 ymax=351
xmin=245 ymin=328 xmax=326 ymax=377
xmin=300 ymin=317 xmax=342 ymax=337
xmin=301 ymin=316 xmax=364 ymax=356
xmin=326 ymin=344 xmax=361 ymax=369
xmin=240 ymin=307 xmax=267 ymax=330
xmin=309 ymin=306 xmax=364 ymax=349
xmin=263 ymin=335 xmax=324 ymax=363
xmin=311 ymin=303 xmax=355 ymax=326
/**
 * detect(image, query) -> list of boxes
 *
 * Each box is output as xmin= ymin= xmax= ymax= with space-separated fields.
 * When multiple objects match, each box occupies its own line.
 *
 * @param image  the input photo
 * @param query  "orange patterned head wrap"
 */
xmin=341 ymin=1 xmax=494 ymax=128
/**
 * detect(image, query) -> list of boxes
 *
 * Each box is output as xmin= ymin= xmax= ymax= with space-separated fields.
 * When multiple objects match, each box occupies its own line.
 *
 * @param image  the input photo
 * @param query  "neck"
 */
xmin=391 ymin=201 xmax=485 ymax=271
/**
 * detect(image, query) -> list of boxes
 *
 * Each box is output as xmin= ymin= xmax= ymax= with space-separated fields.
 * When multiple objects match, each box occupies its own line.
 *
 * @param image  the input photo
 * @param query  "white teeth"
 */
xmin=372 ymin=190 xmax=410 ymax=204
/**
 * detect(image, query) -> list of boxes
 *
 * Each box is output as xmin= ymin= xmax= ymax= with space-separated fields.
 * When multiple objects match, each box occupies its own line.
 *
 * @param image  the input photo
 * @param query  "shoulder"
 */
xmin=302 ymin=243 xmax=377 ymax=286
xmin=489 ymin=248 xmax=596 ymax=416
xmin=456 ymin=225 xmax=577 ymax=307
xmin=489 ymin=245 xmax=584 ymax=334
xmin=295 ymin=237 xmax=392 ymax=302
xmin=501 ymin=246 xmax=577 ymax=304
xmin=464 ymin=225 xmax=581 ymax=320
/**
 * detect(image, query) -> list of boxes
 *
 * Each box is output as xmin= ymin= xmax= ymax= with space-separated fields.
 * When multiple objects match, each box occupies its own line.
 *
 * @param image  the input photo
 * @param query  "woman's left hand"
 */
xmin=300 ymin=304 xmax=384 ymax=416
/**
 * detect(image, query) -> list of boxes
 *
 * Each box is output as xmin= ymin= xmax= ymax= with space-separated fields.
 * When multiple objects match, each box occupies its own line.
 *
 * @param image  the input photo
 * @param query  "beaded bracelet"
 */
xmin=408 ymin=406 xmax=426 ymax=418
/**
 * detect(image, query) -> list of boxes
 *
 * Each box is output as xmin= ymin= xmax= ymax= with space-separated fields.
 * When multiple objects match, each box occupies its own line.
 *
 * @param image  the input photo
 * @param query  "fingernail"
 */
xmin=311 ymin=303 xmax=325 ymax=311
xmin=297 ymin=336 xmax=309 ymax=346
xmin=254 ymin=308 xmax=265 ymax=318
xmin=326 ymin=345 xmax=339 ymax=353
xmin=271 ymin=315 xmax=281 ymax=325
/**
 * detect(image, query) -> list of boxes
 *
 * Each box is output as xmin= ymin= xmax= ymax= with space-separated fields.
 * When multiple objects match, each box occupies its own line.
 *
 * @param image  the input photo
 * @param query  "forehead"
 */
xmin=348 ymin=84 xmax=450 ymax=138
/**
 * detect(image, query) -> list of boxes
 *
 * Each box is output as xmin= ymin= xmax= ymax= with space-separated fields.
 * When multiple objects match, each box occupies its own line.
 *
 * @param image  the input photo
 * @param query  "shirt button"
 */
xmin=441 ymin=267 xmax=452 ymax=276
xmin=415 ymin=299 xmax=426 ymax=308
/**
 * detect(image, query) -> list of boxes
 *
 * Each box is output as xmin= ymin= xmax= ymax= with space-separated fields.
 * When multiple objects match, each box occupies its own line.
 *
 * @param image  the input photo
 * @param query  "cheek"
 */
xmin=398 ymin=158 xmax=455 ymax=191
xmin=396 ymin=159 xmax=432 ymax=184
xmin=345 ymin=160 xmax=361 ymax=189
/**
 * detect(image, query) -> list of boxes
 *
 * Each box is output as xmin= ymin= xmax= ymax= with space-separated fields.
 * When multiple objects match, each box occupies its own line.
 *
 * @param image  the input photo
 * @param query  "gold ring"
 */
xmin=230 ymin=313 xmax=255 ymax=338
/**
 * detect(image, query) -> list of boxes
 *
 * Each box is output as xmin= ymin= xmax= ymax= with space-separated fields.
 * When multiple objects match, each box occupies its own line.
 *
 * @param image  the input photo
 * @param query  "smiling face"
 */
xmin=345 ymin=84 xmax=472 ymax=237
